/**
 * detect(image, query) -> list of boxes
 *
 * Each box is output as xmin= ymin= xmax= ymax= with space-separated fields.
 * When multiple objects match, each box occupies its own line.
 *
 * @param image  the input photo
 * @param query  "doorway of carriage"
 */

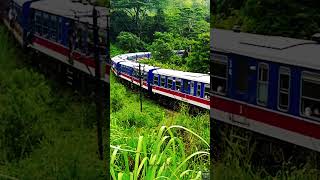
xmin=228 ymin=55 xmax=258 ymax=126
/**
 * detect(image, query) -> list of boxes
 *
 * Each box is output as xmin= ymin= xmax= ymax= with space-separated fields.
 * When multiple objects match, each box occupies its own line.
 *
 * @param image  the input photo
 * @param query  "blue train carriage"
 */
xmin=2 ymin=0 xmax=111 ymax=84
xmin=28 ymin=0 xmax=110 ymax=82
xmin=111 ymin=55 xmax=124 ymax=74
xmin=151 ymin=68 xmax=210 ymax=109
xmin=115 ymin=60 xmax=156 ymax=88
xmin=210 ymin=28 xmax=320 ymax=152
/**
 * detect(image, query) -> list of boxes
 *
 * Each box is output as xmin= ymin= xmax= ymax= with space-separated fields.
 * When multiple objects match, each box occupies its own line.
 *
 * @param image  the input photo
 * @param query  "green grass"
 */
xmin=0 ymin=26 xmax=107 ymax=179
xmin=110 ymin=126 xmax=209 ymax=179
xmin=110 ymin=73 xmax=210 ymax=179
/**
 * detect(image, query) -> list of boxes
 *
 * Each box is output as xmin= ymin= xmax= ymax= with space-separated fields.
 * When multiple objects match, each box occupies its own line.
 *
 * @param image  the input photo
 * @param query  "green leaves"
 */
xmin=110 ymin=126 xmax=209 ymax=180
xmin=215 ymin=0 xmax=320 ymax=39
xmin=116 ymin=32 xmax=146 ymax=53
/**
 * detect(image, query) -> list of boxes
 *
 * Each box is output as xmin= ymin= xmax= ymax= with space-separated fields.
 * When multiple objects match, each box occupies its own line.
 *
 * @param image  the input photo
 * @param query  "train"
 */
xmin=111 ymin=52 xmax=210 ymax=110
xmin=211 ymin=28 xmax=320 ymax=153
xmin=1 ymin=0 xmax=111 ymax=88
xmin=7 ymin=0 xmax=320 ymax=161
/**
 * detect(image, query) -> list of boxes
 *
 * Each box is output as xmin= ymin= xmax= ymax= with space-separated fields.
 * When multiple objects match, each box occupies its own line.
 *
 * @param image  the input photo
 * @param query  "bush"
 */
xmin=0 ymin=69 xmax=52 ymax=161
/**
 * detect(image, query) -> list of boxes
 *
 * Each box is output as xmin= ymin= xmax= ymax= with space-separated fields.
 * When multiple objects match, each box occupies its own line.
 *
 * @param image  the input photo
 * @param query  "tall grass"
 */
xmin=110 ymin=62 xmax=210 ymax=179
xmin=110 ymin=125 xmax=209 ymax=180
xmin=212 ymin=126 xmax=320 ymax=180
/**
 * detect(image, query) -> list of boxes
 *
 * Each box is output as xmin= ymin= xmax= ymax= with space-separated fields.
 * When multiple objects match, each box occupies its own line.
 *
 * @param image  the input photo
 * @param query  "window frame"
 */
xmin=143 ymin=71 xmax=148 ymax=82
xmin=183 ymin=79 xmax=190 ymax=94
xmin=175 ymin=78 xmax=181 ymax=91
xmin=167 ymin=77 xmax=173 ymax=89
xmin=34 ymin=11 xmax=42 ymax=35
xmin=211 ymin=54 xmax=228 ymax=95
xmin=204 ymin=84 xmax=210 ymax=99
xmin=256 ymin=63 xmax=269 ymax=106
xmin=58 ymin=17 xmax=63 ymax=43
xmin=300 ymin=71 xmax=320 ymax=121
xmin=277 ymin=67 xmax=291 ymax=112
xmin=197 ymin=83 xmax=201 ymax=97
xmin=153 ymin=74 xmax=159 ymax=86
xmin=190 ymin=81 xmax=195 ymax=96
xmin=42 ymin=13 xmax=49 ymax=38
xmin=49 ymin=14 xmax=58 ymax=41
xmin=160 ymin=76 xmax=166 ymax=87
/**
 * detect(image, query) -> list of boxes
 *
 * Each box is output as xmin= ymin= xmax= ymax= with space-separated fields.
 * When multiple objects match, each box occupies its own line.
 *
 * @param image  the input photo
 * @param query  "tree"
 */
xmin=148 ymin=36 xmax=175 ymax=63
xmin=186 ymin=32 xmax=210 ymax=73
xmin=116 ymin=32 xmax=146 ymax=52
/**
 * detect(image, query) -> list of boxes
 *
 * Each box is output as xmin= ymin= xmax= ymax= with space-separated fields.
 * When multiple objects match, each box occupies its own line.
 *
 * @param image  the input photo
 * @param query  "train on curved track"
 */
xmin=111 ymin=52 xmax=211 ymax=109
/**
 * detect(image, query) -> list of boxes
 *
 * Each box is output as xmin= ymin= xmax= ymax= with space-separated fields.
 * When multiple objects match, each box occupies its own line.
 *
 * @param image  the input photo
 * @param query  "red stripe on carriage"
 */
xmin=153 ymin=86 xmax=210 ymax=105
xmin=32 ymin=36 xmax=110 ymax=75
xmin=211 ymin=95 xmax=320 ymax=139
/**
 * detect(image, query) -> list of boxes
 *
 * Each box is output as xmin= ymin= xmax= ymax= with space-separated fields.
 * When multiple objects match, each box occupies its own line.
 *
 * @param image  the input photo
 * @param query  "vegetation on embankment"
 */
xmin=110 ymin=47 xmax=210 ymax=179
xmin=0 ymin=26 xmax=107 ymax=179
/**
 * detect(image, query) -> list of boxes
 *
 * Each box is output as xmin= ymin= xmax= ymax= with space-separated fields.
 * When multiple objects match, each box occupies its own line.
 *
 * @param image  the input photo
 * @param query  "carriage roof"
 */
xmin=111 ymin=55 xmax=124 ymax=64
xmin=153 ymin=69 xmax=210 ymax=84
xmin=119 ymin=60 xmax=158 ymax=72
xmin=119 ymin=52 xmax=151 ymax=61
xmin=211 ymin=28 xmax=320 ymax=71
xmin=30 ymin=0 xmax=109 ymax=28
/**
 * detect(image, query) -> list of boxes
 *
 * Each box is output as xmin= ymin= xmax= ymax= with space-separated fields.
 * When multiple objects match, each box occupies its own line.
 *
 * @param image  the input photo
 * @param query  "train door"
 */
xmin=231 ymin=57 xmax=250 ymax=126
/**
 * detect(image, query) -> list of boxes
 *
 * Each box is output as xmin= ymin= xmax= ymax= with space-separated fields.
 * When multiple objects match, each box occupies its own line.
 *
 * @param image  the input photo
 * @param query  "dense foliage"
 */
xmin=213 ymin=0 xmax=320 ymax=39
xmin=111 ymin=0 xmax=210 ymax=73
xmin=116 ymin=32 xmax=146 ymax=52
xmin=0 ymin=27 xmax=107 ymax=179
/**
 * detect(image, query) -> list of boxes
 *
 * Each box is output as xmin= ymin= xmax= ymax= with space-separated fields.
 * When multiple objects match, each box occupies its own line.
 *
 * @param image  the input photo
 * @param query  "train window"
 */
xmin=87 ymin=28 xmax=94 ymax=55
xmin=301 ymin=72 xmax=320 ymax=120
xmin=204 ymin=84 xmax=210 ymax=99
xmin=197 ymin=83 xmax=201 ymax=97
xmin=58 ymin=17 xmax=63 ymax=42
xmin=153 ymin=75 xmax=159 ymax=85
xmin=190 ymin=82 xmax=195 ymax=95
xmin=175 ymin=78 xmax=181 ymax=91
xmin=161 ymin=76 xmax=166 ymax=87
xmin=132 ymin=70 xmax=137 ymax=77
xmin=183 ymin=80 xmax=189 ymax=94
xmin=42 ymin=13 xmax=49 ymax=37
xmin=168 ymin=78 xmax=173 ymax=89
xmin=278 ymin=67 xmax=290 ymax=111
xmin=212 ymin=59 xmax=227 ymax=95
xmin=143 ymin=72 xmax=148 ymax=81
xmin=49 ymin=15 xmax=58 ymax=41
xmin=75 ymin=27 xmax=83 ymax=51
xmin=34 ymin=11 xmax=42 ymax=35
xmin=257 ymin=63 xmax=269 ymax=106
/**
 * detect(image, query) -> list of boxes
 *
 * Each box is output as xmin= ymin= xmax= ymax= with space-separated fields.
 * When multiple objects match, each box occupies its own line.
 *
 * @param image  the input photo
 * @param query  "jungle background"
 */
xmin=213 ymin=0 xmax=320 ymax=39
